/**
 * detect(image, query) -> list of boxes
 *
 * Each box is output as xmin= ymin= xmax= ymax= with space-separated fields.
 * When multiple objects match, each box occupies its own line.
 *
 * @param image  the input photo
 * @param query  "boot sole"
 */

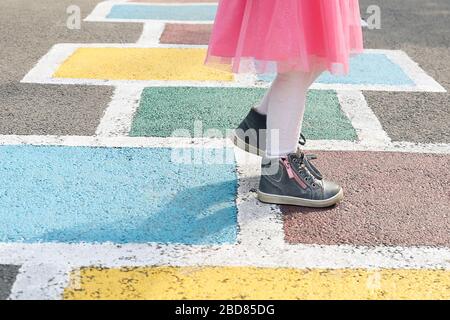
xmin=231 ymin=130 xmax=265 ymax=157
xmin=257 ymin=188 xmax=344 ymax=208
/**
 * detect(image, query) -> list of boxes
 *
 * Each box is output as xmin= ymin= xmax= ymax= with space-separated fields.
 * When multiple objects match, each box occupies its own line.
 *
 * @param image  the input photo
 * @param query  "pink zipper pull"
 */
xmin=282 ymin=157 xmax=307 ymax=189
xmin=282 ymin=158 xmax=295 ymax=179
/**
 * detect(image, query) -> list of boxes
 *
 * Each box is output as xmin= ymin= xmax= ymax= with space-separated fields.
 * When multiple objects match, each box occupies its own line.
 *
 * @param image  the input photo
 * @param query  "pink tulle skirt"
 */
xmin=206 ymin=0 xmax=364 ymax=75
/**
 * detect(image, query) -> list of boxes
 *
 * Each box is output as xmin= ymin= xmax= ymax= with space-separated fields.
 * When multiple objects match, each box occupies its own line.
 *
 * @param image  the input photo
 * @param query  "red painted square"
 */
xmin=283 ymin=151 xmax=450 ymax=247
xmin=160 ymin=24 xmax=212 ymax=45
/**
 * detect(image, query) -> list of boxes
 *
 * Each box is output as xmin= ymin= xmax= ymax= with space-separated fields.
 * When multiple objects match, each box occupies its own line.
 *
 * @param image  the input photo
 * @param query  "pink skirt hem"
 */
xmin=206 ymin=0 xmax=364 ymax=75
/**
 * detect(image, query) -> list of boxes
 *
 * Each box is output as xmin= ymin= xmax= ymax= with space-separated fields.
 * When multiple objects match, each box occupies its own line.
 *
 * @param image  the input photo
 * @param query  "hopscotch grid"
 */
xmin=137 ymin=22 xmax=166 ymax=45
xmin=21 ymin=43 xmax=446 ymax=92
xmin=3 ymin=135 xmax=450 ymax=300
xmin=5 ymin=5 xmax=450 ymax=300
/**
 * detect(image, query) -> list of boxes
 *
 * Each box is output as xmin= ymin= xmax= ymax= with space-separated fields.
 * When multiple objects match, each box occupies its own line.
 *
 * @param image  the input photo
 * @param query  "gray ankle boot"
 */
xmin=232 ymin=108 xmax=306 ymax=157
xmin=257 ymin=151 xmax=343 ymax=207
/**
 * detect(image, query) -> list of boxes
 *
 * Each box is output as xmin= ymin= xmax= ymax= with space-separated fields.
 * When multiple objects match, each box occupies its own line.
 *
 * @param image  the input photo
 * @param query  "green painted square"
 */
xmin=130 ymin=87 xmax=357 ymax=141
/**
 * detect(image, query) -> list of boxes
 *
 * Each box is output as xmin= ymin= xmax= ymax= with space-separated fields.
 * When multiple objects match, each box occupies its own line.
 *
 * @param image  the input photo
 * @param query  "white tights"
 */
xmin=254 ymin=68 xmax=323 ymax=157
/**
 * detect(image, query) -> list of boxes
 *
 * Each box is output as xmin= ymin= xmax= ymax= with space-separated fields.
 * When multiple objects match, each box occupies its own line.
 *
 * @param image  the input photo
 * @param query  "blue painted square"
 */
xmin=107 ymin=4 xmax=217 ymax=21
xmin=258 ymin=53 xmax=415 ymax=86
xmin=0 ymin=146 xmax=237 ymax=244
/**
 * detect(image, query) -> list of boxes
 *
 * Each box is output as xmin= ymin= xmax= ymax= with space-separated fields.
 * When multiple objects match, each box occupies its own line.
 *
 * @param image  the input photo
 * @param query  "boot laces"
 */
xmin=294 ymin=134 xmax=323 ymax=181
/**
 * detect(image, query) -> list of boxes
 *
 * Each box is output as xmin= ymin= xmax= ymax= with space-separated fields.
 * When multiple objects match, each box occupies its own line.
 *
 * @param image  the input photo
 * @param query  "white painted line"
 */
xmin=84 ymin=0 xmax=216 ymax=24
xmin=337 ymin=90 xmax=391 ymax=145
xmin=234 ymin=73 xmax=258 ymax=87
xmin=24 ymin=43 xmax=209 ymax=49
xmin=90 ymin=18 xmax=214 ymax=24
xmin=9 ymin=262 xmax=72 ymax=300
xmin=22 ymin=78 xmax=252 ymax=88
xmin=137 ymin=22 xmax=166 ymax=45
xmin=23 ymin=78 xmax=246 ymax=88
xmin=83 ymin=0 xmax=117 ymax=22
xmin=126 ymin=2 xmax=218 ymax=6
xmin=304 ymin=140 xmax=450 ymax=155
xmin=310 ymin=83 xmax=441 ymax=92
xmin=94 ymin=17 xmax=163 ymax=137
xmin=383 ymin=49 xmax=447 ymax=93
xmin=0 ymin=135 xmax=449 ymax=155
xmin=234 ymin=148 xmax=285 ymax=247
xmin=2 ymin=243 xmax=449 ymax=272
xmin=0 ymin=135 xmax=229 ymax=149
xmin=20 ymin=43 xmax=77 ymax=85
xmin=95 ymin=85 xmax=144 ymax=137
xmin=387 ymin=141 xmax=450 ymax=154
xmin=23 ymin=78 xmax=248 ymax=88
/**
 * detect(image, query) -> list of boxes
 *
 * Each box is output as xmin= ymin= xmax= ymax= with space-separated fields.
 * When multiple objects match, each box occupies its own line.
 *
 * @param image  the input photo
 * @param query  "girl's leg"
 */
xmin=233 ymin=67 xmax=322 ymax=157
xmin=257 ymin=67 xmax=344 ymax=207
xmin=265 ymin=68 xmax=323 ymax=157
xmin=253 ymin=82 xmax=273 ymax=116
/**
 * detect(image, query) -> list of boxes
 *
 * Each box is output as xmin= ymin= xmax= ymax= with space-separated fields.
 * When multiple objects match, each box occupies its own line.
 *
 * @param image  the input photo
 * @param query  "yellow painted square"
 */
xmin=64 ymin=266 xmax=450 ymax=300
xmin=53 ymin=47 xmax=233 ymax=81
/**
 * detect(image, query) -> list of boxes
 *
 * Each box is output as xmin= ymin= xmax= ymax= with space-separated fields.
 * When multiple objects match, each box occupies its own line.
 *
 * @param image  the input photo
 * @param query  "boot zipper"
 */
xmin=282 ymin=158 xmax=307 ymax=189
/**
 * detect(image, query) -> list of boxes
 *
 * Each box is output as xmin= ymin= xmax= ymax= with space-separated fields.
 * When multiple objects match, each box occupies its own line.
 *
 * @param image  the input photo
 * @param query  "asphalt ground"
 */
xmin=0 ymin=0 xmax=142 ymax=135
xmin=0 ymin=265 xmax=20 ymax=300
xmin=360 ymin=0 xmax=450 ymax=143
